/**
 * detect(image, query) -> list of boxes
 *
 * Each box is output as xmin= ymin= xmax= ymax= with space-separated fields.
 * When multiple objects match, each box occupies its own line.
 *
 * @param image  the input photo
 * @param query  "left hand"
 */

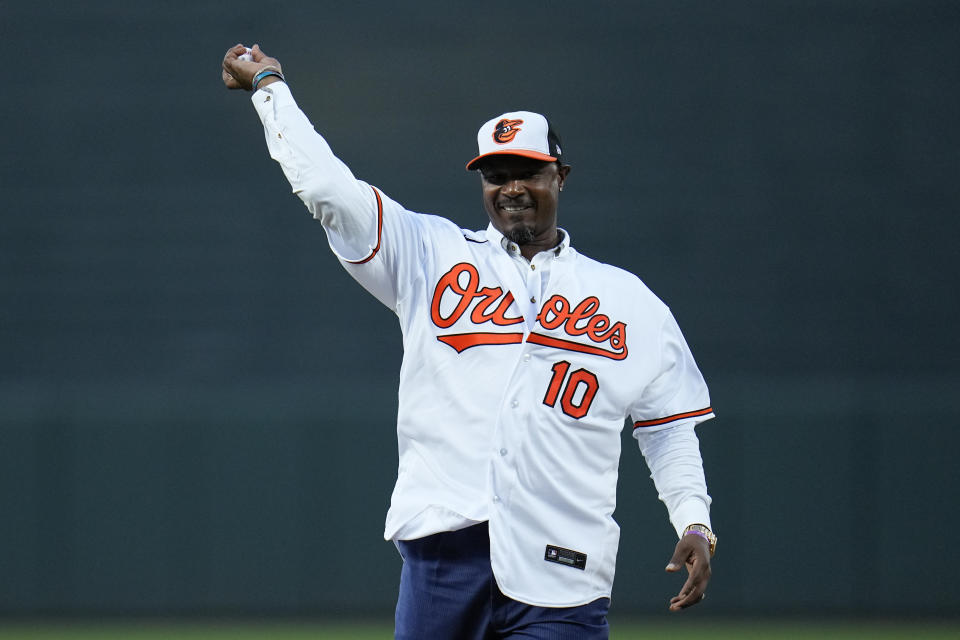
xmin=665 ymin=533 xmax=712 ymax=611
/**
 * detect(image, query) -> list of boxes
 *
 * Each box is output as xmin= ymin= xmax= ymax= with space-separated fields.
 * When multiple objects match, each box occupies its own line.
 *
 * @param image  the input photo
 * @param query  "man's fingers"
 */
xmin=222 ymin=54 xmax=240 ymax=77
xmin=223 ymin=43 xmax=245 ymax=66
xmin=670 ymin=590 xmax=704 ymax=608
xmin=669 ymin=574 xmax=706 ymax=611
xmin=222 ymin=44 xmax=253 ymax=70
xmin=222 ymin=44 xmax=258 ymax=91
xmin=222 ymin=42 xmax=283 ymax=91
xmin=665 ymin=549 xmax=688 ymax=572
xmin=665 ymin=535 xmax=711 ymax=611
xmin=675 ymin=575 xmax=697 ymax=601
xmin=669 ymin=589 xmax=705 ymax=611
xmin=222 ymin=68 xmax=241 ymax=90
xmin=222 ymin=47 xmax=240 ymax=78
xmin=221 ymin=62 xmax=242 ymax=90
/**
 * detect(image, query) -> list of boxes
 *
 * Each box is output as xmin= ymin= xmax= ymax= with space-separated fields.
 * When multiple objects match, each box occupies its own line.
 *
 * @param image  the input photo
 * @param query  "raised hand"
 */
xmin=222 ymin=43 xmax=283 ymax=91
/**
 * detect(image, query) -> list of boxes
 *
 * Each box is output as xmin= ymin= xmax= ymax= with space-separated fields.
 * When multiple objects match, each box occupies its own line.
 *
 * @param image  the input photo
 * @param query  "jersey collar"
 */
xmin=484 ymin=223 xmax=572 ymax=258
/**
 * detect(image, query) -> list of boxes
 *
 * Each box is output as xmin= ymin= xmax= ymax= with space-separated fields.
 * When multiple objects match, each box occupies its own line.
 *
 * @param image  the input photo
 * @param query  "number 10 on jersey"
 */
xmin=542 ymin=361 xmax=599 ymax=419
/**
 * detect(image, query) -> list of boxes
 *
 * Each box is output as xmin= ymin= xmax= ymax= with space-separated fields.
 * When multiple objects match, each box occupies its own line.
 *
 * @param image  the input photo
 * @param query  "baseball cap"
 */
xmin=465 ymin=110 xmax=562 ymax=171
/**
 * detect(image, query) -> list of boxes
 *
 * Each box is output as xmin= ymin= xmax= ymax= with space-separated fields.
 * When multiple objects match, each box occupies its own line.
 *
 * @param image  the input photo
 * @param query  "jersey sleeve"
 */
xmin=628 ymin=311 xmax=714 ymax=536
xmin=629 ymin=311 xmax=714 ymax=433
xmin=251 ymin=82 xmax=423 ymax=310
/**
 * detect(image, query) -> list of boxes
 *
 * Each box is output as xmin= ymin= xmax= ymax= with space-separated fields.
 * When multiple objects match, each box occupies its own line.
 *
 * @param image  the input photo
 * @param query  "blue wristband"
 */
xmin=252 ymin=68 xmax=285 ymax=91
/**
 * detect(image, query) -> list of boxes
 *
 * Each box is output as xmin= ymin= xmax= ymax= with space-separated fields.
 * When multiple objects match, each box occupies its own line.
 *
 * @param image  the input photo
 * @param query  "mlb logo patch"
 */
xmin=544 ymin=544 xmax=587 ymax=570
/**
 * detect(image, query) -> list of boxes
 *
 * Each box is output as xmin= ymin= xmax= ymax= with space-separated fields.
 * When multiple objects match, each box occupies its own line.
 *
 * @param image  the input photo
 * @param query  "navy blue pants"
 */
xmin=395 ymin=522 xmax=609 ymax=639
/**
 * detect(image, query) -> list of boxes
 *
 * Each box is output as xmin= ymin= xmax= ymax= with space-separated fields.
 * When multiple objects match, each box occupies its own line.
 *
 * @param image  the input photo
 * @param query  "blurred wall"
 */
xmin=2 ymin=0 xmax=958 ymax=617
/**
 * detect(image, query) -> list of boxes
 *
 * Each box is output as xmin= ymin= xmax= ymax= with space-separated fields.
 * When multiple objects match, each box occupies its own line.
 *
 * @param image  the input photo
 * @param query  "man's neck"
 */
xmin=519 ymin=230 xmax=562 ymax=260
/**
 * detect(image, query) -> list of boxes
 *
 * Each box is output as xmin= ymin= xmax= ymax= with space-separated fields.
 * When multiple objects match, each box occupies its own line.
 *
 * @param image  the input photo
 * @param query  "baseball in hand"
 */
xmin=239 ymin=47 xmax=253 ymax=62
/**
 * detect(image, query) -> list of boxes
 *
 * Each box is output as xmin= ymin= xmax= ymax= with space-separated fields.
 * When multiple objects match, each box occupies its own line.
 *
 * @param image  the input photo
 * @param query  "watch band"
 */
xmin=683 ymin=523 xmax=717 ymax=556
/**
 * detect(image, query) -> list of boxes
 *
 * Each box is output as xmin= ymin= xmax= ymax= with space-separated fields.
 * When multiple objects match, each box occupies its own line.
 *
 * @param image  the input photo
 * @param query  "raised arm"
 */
xmin=221 ymin=44 xmax=387 ymax=272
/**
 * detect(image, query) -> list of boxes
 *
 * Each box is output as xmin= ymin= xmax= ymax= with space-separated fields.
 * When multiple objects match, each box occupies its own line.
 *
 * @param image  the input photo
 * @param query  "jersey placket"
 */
xmin=486 ymin=315 xmax=538 ymax=595
xmin=485 ymin=250 xmax=529 ymax=496
xmin=505 ymin=245 xmax=551 ymax=331
xmin=486 ymin=246 xmax=555 ymax=589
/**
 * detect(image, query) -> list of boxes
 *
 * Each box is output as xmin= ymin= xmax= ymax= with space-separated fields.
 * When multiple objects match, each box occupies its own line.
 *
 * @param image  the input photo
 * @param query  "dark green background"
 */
xmin=2 ymin=0 xmax=957 ymax=618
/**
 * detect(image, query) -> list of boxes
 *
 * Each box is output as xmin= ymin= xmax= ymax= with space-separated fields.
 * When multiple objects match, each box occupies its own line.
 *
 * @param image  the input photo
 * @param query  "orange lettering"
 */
xmin=432 ymin=263 xmax=523 ymax=329
xmin=564 ymin=297 xmax=600 ymax=337
xmin=537 ymin=295 xmax=569 ymax=330
xmin=534 ymin=293 xmax=628 ymax=359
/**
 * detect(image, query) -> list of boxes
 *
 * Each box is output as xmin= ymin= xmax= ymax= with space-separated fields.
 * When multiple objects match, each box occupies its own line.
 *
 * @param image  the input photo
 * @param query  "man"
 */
xmin=222 ymin=44 xmax=717 ymax=639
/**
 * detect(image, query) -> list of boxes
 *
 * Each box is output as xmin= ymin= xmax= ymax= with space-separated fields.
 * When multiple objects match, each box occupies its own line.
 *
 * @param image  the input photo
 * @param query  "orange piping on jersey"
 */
xmin=526 ymin=332 xmax=628 ymax=360
xmin=633 ymin=407 xmax=714 ymax=429
xmin=437 ymin=332 xmax=524 ymax=353
xmin=344 ymin=186 xmax=384 ymax=265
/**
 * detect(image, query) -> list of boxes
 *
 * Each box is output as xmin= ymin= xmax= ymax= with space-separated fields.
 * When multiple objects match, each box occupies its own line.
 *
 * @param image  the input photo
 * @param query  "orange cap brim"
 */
xmin=465 ymin=150 xmax=559 ymax=171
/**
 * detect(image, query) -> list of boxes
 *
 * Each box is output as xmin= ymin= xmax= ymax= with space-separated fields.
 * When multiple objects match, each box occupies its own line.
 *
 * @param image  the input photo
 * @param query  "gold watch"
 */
xmin=683 ymin=523 xmax=717 ymax=556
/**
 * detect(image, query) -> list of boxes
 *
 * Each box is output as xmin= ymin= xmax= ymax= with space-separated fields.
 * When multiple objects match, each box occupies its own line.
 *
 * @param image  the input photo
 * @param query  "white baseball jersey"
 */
xmin=251 ymin=82 xmax=714 ymax=607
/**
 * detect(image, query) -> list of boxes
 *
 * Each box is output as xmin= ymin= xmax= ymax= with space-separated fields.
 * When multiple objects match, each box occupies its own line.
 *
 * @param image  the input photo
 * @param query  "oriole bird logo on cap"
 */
xmin=492 ymin=118 xmax=523 ymax=144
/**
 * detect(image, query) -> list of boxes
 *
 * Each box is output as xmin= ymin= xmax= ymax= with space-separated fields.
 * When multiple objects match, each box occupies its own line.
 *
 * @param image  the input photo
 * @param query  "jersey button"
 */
xmin=529 ymin=296 xmax=536 ymax=303
xmin=499 ymin=448 xmax=508 ymax=456
xmin=530 ymin=264 xmax=536 ymax=270
xmin=522 ymin=354 xmax=531 ymax=362
xmin=511 ymin=399 xmax=519 ymax=408
xmin=492 ymin=495 xmax=501 ymax=503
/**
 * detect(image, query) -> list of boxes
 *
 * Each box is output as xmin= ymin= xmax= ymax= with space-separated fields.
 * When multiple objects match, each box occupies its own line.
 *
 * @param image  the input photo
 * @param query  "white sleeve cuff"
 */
xmin=251 ymin=80 xmax=294 ymax=119
xmin=669 ymin=497 xmax=712 ymax=538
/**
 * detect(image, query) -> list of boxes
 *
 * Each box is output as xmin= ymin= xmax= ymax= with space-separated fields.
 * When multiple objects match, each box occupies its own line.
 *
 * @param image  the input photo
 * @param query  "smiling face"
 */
xmin=477 ymin=155 xmax=571 ymax=259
